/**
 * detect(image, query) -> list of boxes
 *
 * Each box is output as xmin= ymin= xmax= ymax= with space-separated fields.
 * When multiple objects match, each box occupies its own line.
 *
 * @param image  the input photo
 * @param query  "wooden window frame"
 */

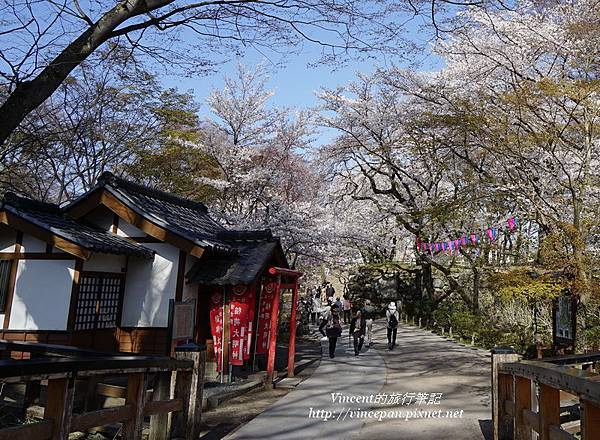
xmin=71 ymin=271 xmax=125 ymax=331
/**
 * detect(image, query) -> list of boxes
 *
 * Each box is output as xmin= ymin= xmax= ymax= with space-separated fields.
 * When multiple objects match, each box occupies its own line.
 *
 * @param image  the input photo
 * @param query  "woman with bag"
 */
xmin=386 ymin=302 xmax=400 ymax=350
xmin=349 ymin=309 xmax=366 ymax=356
xmin=319 ymin=304 xmax=343 ymax=358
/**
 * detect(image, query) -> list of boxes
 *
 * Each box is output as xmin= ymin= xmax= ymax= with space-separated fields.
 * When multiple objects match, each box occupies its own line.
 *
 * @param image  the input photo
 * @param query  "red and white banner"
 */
xmin=229 ymin=284 xmax=256 ymax=365
xmin=209 ymin=285 xmax=257 ymax=371
xmin=255 ymin=281 xmax=278 ymax=354
xmin=209 ymin=288 xmax=225 ymax=372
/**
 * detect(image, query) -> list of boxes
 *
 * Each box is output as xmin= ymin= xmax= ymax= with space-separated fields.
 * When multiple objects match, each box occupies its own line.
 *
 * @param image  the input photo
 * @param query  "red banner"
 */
xmin=229 ymin=284 xmax=256 ymax=365
xmin=256 ymin=281 xmax=278 ymax=354
xmin=209 ymin=288 xmax=225 ymax=372
xmin=209 ymin=285 xmax=257 ymax=371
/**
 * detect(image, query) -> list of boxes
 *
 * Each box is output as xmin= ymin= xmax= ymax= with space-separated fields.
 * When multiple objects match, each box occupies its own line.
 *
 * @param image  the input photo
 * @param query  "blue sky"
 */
xmin=159 ymin=15 xmax=442 ymax=115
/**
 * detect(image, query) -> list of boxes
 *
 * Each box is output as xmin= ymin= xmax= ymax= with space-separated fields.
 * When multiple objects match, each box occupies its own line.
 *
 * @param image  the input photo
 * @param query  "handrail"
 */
xmin=0 ymin=344 xmax=206 ymax=440
xmin=0 ymin=339 xmax=120 ymax=357
xmin=0 ymin=355 xmax=194 ymax=382
xmin=531 ymin=351 xmax=600 ymax=365
xmin=499 ymin=360 xmax=600 ymax=406
xmin=492 ymin=348 xmax=600 ymax=440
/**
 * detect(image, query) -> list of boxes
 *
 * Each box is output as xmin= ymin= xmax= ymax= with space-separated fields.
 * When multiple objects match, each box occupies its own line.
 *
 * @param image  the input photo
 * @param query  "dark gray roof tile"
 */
xmin=91 ymin=173 xmax=235 ymax=255
xmin=2 ymin=193 xmax=154 ymax=259
xmin=186 ymin=241 xmax=278 ymax=285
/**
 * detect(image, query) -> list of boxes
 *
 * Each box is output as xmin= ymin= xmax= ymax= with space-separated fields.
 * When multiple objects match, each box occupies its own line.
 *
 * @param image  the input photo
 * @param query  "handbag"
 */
xmin=326 ymin=326 xmax=342 ymax=338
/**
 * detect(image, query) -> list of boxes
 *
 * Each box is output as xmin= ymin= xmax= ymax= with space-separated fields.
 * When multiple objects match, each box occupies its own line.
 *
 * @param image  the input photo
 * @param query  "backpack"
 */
xmin=388 ymin=312 xmax=398 ymax=328
xmin=325 ymin=313 xmax=342 ymax=337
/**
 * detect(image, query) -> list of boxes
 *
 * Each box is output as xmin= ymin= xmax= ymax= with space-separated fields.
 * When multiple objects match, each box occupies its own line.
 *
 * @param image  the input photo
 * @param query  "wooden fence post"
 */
xmin=498 ymin=373 xmax=514 ymax=439
xmin=538 ymin=384 xmax=560 ymax=440
xmin=514 ymin=376 xmax=532 ymax=440
xmin=44 ymin=376 xmax=75 ymax=440
xmin=123 ymin=372 xmax=147 ymax=440
xmin=581 ymin=399 xmax=600 ymax=439
xmin=491 ymin=346 xmax=519 ymax=440
xmin=172 ymin=343 xmax=206 ymax=440
xmin=149 ymin=371 xmax=172 ymax=440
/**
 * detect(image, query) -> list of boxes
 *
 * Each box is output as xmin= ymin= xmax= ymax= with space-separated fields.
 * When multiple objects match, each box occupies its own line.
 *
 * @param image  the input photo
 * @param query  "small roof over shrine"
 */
xmin=185 ymin=230 xmax=287 ymax=286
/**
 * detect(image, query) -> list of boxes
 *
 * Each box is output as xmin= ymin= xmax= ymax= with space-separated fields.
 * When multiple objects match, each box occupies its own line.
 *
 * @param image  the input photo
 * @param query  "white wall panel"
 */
xmin=9 ymin=260 xmax=75 ymax=330
xmin=121 ymin=243 xmax=179 ymax=327
xmin=83 ymin=253 xmax=126 ymax=273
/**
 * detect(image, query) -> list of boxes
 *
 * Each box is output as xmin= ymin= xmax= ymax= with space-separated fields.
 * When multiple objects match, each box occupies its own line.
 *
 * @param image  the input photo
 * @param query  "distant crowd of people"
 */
xmin=304 ymin=283 xmax=400 ymax=359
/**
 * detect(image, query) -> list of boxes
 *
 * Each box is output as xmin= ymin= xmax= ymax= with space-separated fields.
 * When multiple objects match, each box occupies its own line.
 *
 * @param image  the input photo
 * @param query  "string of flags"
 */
xmin=416 ymin=217 xmax=518 ymax=257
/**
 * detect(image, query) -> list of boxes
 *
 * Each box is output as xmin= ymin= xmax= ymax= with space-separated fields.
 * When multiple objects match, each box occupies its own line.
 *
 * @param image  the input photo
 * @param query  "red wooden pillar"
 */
xmin=287 ymin=281 xmax=299 ymax=378
xmin=266 ymin=276 xmax=282 ymax=387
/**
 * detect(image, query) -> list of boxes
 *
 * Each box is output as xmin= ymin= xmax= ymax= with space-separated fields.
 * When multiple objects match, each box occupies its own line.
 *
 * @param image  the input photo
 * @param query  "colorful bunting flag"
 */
xmin=417 ymin=217 xmax=518 ymax=258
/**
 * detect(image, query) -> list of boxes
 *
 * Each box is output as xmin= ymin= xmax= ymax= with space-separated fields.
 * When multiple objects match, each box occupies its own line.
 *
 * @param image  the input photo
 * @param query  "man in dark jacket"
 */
xmin=349 ymin=310 xmax=367 ymax=356
xmin=325 ymin=282 xmax=335 ymax=300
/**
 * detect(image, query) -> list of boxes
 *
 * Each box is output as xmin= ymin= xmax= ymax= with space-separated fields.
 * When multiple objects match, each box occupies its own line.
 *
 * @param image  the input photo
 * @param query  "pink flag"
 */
xmin=507 ymin=218 xmax=516 ymax=231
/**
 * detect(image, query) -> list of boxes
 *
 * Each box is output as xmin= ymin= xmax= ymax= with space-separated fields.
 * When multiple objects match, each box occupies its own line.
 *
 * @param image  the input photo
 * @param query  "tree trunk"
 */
xmin=0 ymin=0 xmax=172 ymax=146
xmin=420 ymin=257 xmax=435 ymax=301
xmin=471 ymin=267 xmax=480 ymax=313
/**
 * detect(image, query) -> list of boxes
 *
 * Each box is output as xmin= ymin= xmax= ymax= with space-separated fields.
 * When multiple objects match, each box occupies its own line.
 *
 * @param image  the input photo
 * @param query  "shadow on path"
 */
xmin=226 ymin=322 xmax=491 ymax=440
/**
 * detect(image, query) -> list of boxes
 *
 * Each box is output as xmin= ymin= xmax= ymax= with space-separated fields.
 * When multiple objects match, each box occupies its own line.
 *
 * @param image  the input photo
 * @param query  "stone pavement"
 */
xmin=225 ymin=322 xmax=491 ymax=440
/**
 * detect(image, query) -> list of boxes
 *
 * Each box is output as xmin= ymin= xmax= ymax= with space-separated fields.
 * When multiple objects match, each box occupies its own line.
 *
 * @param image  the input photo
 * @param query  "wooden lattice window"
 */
xmin=74 ymin=272 xmax=124 ymax=331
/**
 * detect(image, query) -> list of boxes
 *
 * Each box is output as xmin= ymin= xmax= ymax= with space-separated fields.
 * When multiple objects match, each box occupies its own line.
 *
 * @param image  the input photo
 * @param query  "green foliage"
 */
xmin=125 ymin=89 xmax=222 ymax=202
xmin=488 ymin=268 xmax=564 ymax=303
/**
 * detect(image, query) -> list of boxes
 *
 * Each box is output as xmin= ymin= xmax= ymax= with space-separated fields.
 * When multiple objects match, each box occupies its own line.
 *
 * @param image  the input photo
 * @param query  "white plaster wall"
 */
xmin=83 ymin=253 xmax=127 ymax=273
xmin=0 ymin=225 xmax=16 ymax=252
xmin=9 ymin=260 xmax=75 ymax=330
xmin=20 ymin=233 xmax=46 ymax=252
xmin=117 ymin=220 xmax=145 ymax=238
xmin=84 ymin=206 xmax=147 ymax=239
xmin=121 ymin=243 xmax=179 ymax=327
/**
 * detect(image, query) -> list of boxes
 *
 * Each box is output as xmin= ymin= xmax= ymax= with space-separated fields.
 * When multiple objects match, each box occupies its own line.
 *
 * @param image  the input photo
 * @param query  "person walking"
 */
xmin=349 ymin=309 xmax=366 ymax=356
xmin=311 ymin=292 xmax=321 ymax=325
xmin=325 ymin=282 xmax=335 ymax=301
xmin=319 ymin=304 xmax=343 ymax=358
xmin=362 ymin=299 xmax=375 ymax=347
xmin=386 ymin=302 xmax=400 ymax=350
xmin=342 ymin=296 xmax=352 ymax=324
xmin=334 ymin=296 xmax=342 ymax=311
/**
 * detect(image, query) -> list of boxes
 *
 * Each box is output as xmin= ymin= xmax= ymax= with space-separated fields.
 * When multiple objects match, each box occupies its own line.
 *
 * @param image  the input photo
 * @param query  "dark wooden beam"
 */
xmin=70 ymin=405 xmax=133 ymax=432
xmin=0 ymin=252 xmax=76 ymax=260
xmin=0 ymin=420 xmax=52 ymax=440
xmin=3 ymin=231 xmax=22 ymax=329
xmin=66 ymin=258 xmax=83 ymax=331
xmin=112 ymin=213 xmax=119 ymax=234
xmin=175 ymin=250 xmax=187 ymax=302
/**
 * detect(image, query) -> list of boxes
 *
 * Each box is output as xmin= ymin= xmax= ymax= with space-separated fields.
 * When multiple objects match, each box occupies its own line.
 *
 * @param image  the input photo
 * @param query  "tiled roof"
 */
xmin=1 ymin=193 xmax=154 ymax=259
xmin=81 ymin=173 xmax=235 ymax=255
xmin=186 ymin=240 xmax=279 ymax=285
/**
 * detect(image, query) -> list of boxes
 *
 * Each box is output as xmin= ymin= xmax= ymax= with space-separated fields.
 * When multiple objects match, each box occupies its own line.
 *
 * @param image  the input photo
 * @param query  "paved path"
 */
xmin=225 ymin=322 xmax=491 ymax=440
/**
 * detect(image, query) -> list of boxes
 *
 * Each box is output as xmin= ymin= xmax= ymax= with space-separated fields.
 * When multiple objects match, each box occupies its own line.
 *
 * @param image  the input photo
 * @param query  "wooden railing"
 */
xmin=0 ymin=341 xmax=206 ymax=440
xmin=492 ymin=347 xmax=600 ymax=440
